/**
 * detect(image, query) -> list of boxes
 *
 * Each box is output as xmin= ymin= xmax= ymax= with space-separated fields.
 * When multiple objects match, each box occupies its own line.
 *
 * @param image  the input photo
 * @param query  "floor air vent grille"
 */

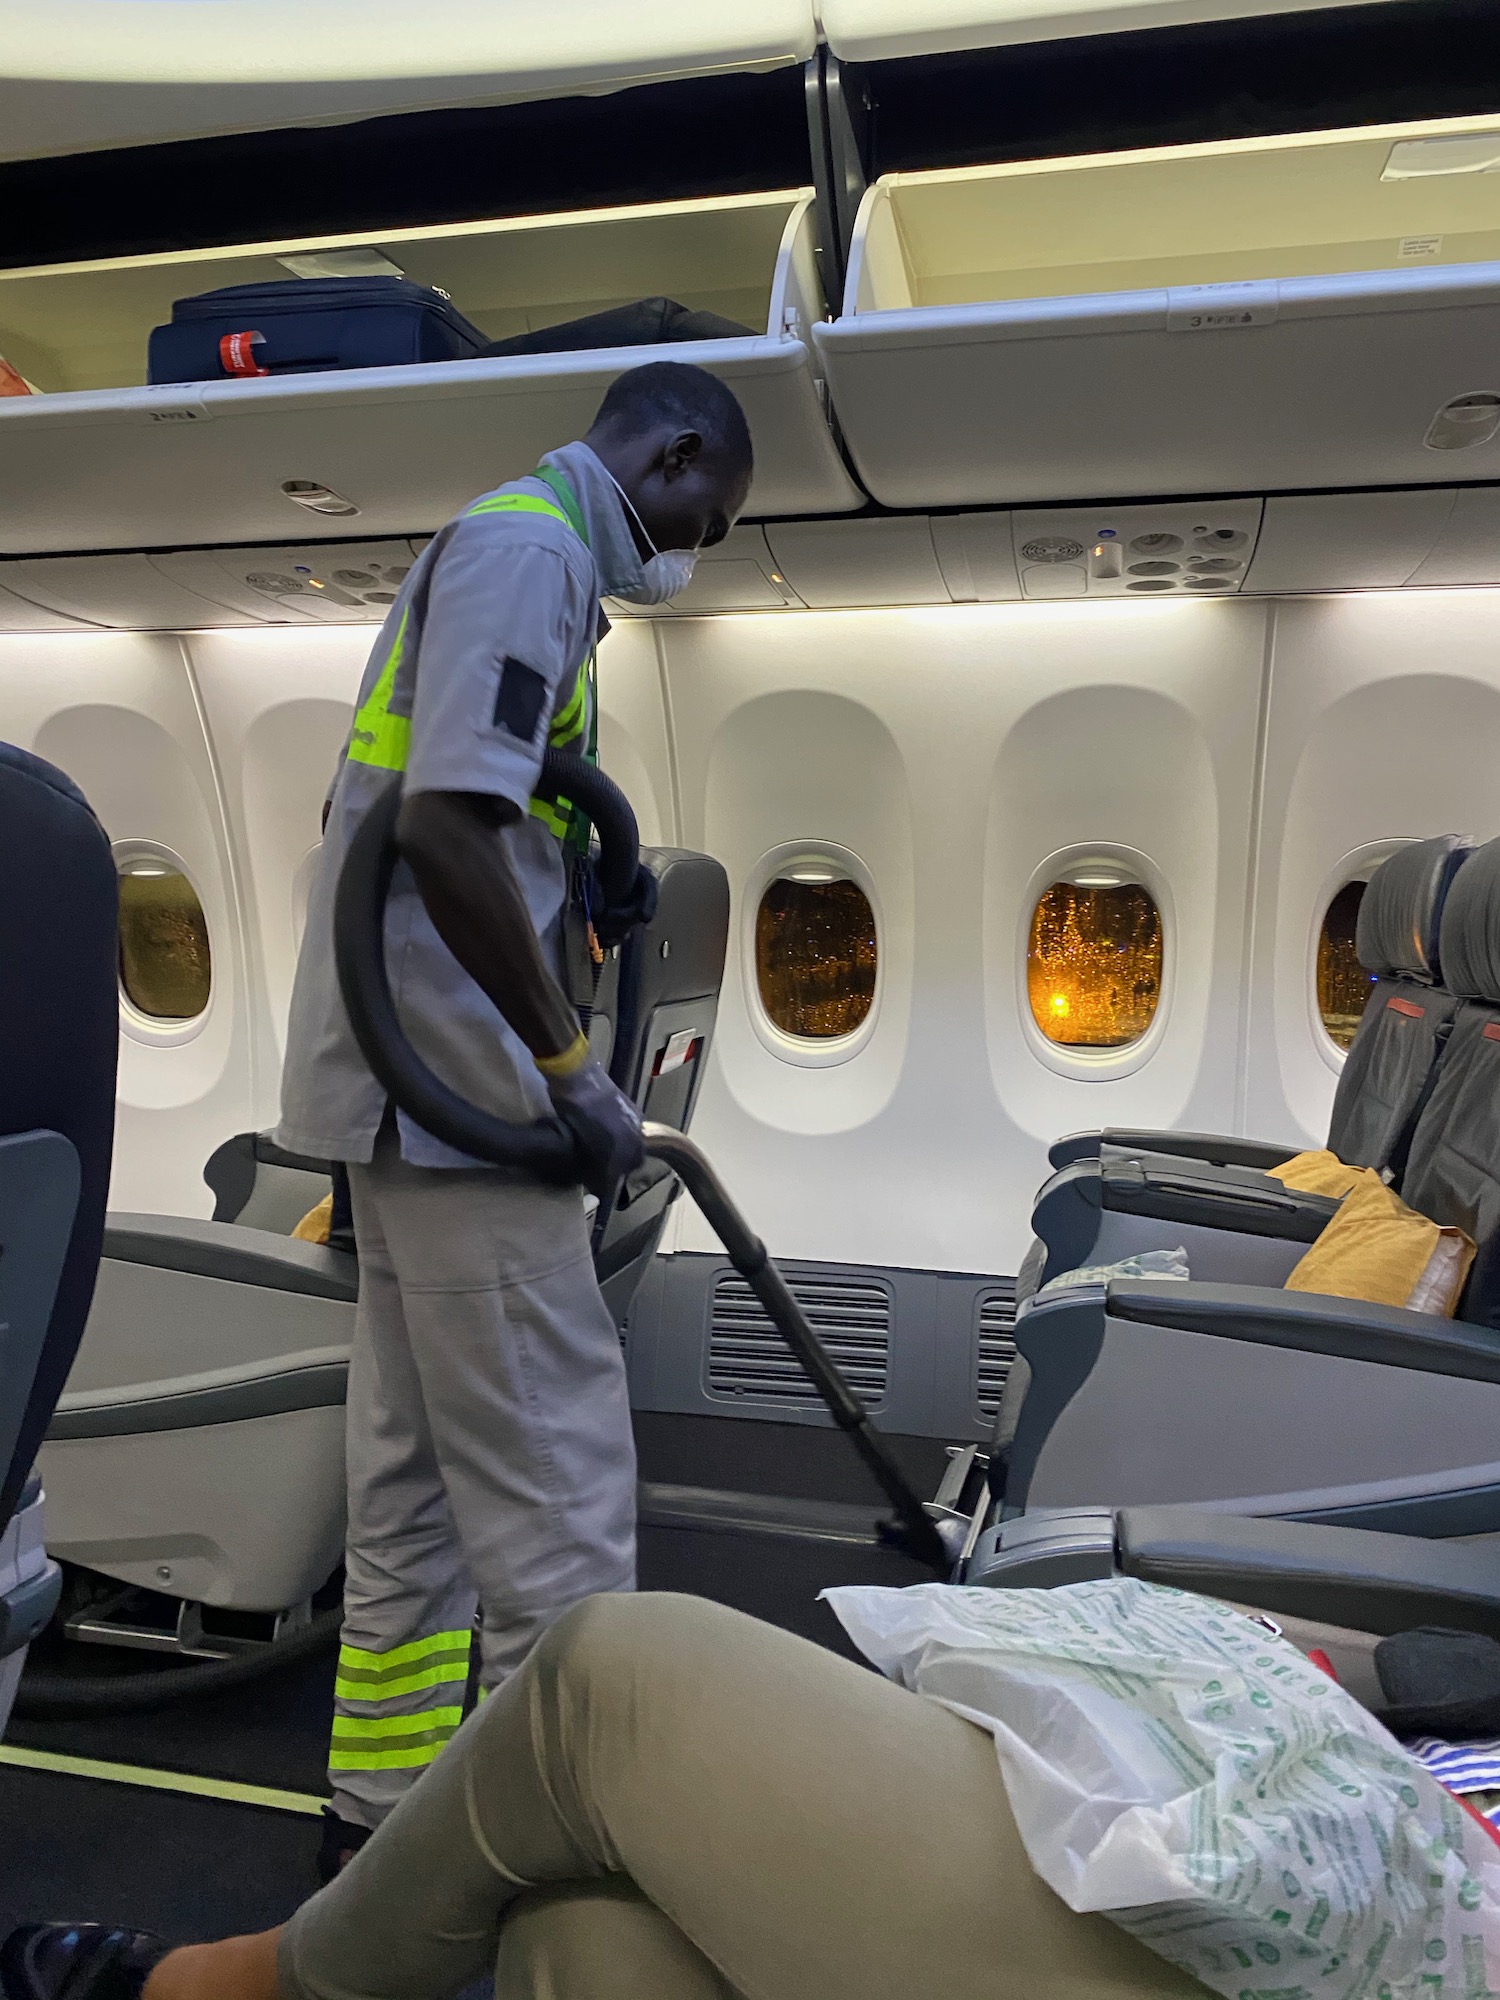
xmin=975 ymin=1285 xmax=1018 ymax=1419
xmin=708 ymin=1274 xmax=890 ymax=1407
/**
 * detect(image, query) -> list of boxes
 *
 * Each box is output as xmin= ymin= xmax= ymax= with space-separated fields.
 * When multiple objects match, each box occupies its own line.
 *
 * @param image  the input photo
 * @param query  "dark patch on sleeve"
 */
xmin=492 ymin=658 xmax=549 ymax=742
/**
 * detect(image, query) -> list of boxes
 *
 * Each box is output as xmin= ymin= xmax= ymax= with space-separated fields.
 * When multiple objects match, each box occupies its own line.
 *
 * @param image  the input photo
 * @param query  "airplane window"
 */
xmin=755 ymin=866 xmax=877 ymax=1040
xmin=1317 ymin=879 xmax=1374 ymax=1051
xmin=117 ymin=859 xmax=212 ymax=1020
xmin=1027 ymin=874 xmax=1162 ymax=1048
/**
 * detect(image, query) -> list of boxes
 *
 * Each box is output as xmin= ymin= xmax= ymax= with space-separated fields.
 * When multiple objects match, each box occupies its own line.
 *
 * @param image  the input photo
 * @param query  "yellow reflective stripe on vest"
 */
xmin=465 ymin=494 xmax=572 ymax=527
xmin=345 ymin=483 xmax=591 ymax=820
xmin=346 ymin=606 xmax=412 ymax=772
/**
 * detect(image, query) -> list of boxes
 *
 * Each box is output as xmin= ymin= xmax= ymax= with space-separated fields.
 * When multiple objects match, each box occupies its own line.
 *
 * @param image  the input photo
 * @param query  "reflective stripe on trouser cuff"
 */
xmin=337 ymin=1630 xmax=472 ymax=1676
xmin=335 ymin=1630 xmax=471 ymax=1700
xmin=328 ymin=1705 xmax=465 ymax=1772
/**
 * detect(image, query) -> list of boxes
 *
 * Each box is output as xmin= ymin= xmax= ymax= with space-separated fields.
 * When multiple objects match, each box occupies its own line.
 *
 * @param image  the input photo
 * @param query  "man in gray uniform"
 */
xmin=275 ymin=360 xmax=754 ymax=1872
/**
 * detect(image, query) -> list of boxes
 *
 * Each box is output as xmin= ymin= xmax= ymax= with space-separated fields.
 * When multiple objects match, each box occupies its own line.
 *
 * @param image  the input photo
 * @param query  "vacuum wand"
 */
xmin=642 ymin=1123 xmax=952 ymax=1577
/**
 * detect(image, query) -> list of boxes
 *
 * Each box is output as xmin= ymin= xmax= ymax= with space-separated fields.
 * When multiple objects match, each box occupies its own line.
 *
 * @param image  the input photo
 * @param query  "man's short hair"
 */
xmin=589 ymin=361 xmax=753 ymax=476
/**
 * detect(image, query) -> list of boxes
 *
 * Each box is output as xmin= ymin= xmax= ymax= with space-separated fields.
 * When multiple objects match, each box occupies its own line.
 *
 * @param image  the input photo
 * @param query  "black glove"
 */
xmin=591 ymin=860 xmax=659 ymax=952
xmin=545 ymin=1052 xmax=645 ymax=1196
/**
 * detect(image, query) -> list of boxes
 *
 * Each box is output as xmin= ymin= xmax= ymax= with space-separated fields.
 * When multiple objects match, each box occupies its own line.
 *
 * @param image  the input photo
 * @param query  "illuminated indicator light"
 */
xmin=307 ymin=579 xmax=326 ymax=589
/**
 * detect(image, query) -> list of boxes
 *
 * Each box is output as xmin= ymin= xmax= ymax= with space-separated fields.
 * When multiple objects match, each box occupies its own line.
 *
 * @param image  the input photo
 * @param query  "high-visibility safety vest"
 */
xmin=345 ymin=465 xmax=598 ymax=851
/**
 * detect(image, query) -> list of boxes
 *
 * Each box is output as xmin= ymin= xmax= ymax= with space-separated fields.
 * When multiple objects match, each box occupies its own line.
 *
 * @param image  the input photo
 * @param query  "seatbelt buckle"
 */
xmin=219 ymin=330 xmax=269 ymax=378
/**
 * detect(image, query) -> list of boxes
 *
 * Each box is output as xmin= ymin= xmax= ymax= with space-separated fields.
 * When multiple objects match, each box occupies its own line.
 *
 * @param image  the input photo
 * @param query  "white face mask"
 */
xmin=605 ymin=470 xmax=700 ymax=604
xmin=620 ymin=548 xmax=698 ymax=605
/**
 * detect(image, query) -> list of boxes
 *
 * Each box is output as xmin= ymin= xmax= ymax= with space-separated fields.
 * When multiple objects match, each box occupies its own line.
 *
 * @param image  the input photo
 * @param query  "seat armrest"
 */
xmin=1100 ymin=1158 xmax=1337 ymax=1243
xmin=1117 ymin=1505 xmax=1500 ymax=1637
xmin=1048 ymin=1131 xmax=1109 ymax=1170
xmin=1104 ymin=1130 xmax=1301 ymax=1171
xmin=103 ymin=1214 xmax=358 ymax=1303
xmin=1106 ymin=1278 xmax=1500 ymax=1384
xmin=48 ymin=1344 xmax=351 ymax=1440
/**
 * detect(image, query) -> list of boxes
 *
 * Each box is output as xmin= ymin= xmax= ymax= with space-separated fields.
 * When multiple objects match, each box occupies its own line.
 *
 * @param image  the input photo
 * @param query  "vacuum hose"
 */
xmin=332 ymin=749 xmax=640 ymax=1183
xmin=333 ymin=759 xmax=949 ymax=1576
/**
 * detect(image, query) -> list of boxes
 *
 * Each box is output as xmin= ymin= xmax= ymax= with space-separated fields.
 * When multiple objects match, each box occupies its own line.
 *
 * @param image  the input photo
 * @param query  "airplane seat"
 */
xmin=1022 ymin=834 xmax=1474 ymax=1308
xmin=35 ymin=843 xmax=729 ymax=1643
xmin=969 ymin=833 xmax=1500 ymax=1552
xmin=587 ymin=847 xmax=731 ymax=1327
xmin=0 ymin=744 xmax=118 ymax=1733
xmin=203 ymin=1129 xmax=336 ymax=1234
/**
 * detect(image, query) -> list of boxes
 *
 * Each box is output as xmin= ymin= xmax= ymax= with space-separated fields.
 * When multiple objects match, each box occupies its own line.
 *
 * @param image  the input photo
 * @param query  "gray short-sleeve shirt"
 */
xmin=275 ymin=441 xmax=639 ymax=1168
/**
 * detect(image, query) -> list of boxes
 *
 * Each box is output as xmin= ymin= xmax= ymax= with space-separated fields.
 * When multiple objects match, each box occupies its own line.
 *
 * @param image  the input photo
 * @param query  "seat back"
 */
xmin=591 ymin=847 xmax=730 ymax=1325
xmin=1327 ymin=834 xmax=1471 ymax=1174
xmin=204 ymin=1130 xmax=333 ymax=1234
xmin=0 ymin=744 xmax=118 ymax=1538
xmin=1402 ymin=836 xmax=1500 ymax=1329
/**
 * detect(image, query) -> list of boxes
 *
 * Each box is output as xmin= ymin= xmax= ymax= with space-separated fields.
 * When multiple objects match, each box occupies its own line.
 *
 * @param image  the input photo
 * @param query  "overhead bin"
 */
xmin=1242 ymin=487 xmax=1500 ymax=593
xmin=0 ymin=0 xmax=815 ymax=167
xmin=0 ymin=191 xmax=860 ymax=556
xmin=817 ymin=0 xmax=1401 ymax=60
xmin=813 ymin=115 xmax=1500 ymax=510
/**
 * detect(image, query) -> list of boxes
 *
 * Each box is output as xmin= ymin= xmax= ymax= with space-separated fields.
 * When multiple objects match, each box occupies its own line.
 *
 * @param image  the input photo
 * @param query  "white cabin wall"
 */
xmin=185 ymin=627 xmax=370 ymax=1129
xmin=0 ymin=630 xmax=255 ymax=1215
xmin=1242 ymin=591 xmax=1500 ymax=1149
xmin=659 ymin=598 xmax=1268 ymax=1272
xmin=8 ymin=589 xmax=1500 ymax=1253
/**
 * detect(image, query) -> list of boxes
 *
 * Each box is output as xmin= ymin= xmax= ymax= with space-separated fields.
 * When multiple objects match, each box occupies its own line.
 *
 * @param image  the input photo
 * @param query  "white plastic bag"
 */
xmin=825 ymin=1577 xmax=1500 ymax=2000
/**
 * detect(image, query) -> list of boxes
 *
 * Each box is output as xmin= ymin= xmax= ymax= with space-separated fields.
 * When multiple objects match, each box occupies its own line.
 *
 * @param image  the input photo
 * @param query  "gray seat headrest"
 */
xmin=1438 ymin=835 xmax=1500 ymax=1004
xmin=1357 ymin=834 xmax=1473 ymax=984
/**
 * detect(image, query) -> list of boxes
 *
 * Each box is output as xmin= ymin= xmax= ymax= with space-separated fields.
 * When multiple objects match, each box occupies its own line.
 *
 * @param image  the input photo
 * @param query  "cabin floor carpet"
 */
xmin=0 ymin=1764 xmax=316 ymax=1940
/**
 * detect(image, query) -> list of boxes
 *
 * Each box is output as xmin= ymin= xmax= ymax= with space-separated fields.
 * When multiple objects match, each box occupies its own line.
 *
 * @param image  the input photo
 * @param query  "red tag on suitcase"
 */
xmin=219 ymin=330 xmax=269 ymax=378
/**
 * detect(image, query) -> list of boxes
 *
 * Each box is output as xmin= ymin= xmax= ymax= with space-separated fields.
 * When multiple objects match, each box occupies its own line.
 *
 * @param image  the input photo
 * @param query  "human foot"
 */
xmin=142 ymin=1929 xmax=282 ymax=2000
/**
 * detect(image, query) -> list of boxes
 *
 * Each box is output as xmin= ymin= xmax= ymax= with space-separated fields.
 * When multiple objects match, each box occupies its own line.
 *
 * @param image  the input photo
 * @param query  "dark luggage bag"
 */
xmin=483 ymin=297 xmax=754 ymax=358
xmin=147 ymin=277 xmax=490 ymax=385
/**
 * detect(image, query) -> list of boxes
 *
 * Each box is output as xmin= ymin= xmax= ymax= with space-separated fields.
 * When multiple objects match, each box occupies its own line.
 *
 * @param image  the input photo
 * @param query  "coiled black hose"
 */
xmin=332 ymin=749 xmax=640 ymax=1182
xmin=15 ymin=1606 xmax=345 ymax=1718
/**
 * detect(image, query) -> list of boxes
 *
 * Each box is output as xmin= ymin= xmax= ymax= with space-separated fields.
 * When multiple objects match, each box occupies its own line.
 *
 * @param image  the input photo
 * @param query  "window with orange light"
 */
xmin=1027 ymin=876 xmax=1163 ymax=1049
xmin=1317 ymin=879 xmax=1373 ymax=1051
xmin=756 ymin=869 xmax=877 ymax=1040
xmin=118 ymin=859 xmax=212 ymax=1020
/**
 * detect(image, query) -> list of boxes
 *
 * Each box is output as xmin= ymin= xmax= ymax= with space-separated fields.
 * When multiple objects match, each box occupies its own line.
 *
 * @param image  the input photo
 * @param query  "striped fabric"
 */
xmin=330 ymin=1629 xmax=472 ymax=1775
xmin=1405 ymin=1735 xmax=1500 ymax=1822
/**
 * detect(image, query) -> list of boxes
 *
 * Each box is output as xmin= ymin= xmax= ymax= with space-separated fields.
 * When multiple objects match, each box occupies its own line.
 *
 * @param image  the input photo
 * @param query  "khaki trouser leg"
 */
xmin=331 ymin=1133 xmax=636 ymax=1828
xmin=495 ymin=1884 xmax=734 ymax=2000
xmin=283 ymin=1593 xmax=1201 ymax=2000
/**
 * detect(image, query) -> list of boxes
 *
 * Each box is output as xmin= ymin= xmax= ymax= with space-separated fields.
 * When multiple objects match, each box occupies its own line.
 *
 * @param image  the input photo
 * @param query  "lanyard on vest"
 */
xmin=346 ymin=464 xmax=598 ymax=854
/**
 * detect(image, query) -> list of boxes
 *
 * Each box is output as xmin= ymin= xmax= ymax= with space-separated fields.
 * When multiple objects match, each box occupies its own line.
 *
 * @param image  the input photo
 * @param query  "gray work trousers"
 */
xmin=283 ymin=1592 xmax=1201 ymax=2000
xmin=332 ymin=1130 xmax=636 ymax=1828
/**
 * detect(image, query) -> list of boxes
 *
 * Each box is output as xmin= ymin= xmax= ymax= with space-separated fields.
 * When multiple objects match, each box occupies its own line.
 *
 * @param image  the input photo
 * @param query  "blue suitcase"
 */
xmin=147 ymin=277 xmax=489 ymax=384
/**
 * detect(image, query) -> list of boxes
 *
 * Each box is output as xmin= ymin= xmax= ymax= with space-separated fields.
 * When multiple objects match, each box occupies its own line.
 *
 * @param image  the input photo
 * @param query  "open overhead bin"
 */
xmin=816 ymin=0 xmax=1402 ymax=60
xmin=814 ymin=114 xmax=1500 ymax=509
xmin=0 ymin=190 xmax=860 ymax=556
xmin=0 ymin=0 xmax=815 ymax=166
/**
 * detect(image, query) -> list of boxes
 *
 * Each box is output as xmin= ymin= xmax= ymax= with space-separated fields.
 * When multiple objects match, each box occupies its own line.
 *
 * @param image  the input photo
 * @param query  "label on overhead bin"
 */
xmin=1167 ymin=281 xmax=1280 ymax=331
xmin=1400 ymin=234 xmax=1444 ymax=258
